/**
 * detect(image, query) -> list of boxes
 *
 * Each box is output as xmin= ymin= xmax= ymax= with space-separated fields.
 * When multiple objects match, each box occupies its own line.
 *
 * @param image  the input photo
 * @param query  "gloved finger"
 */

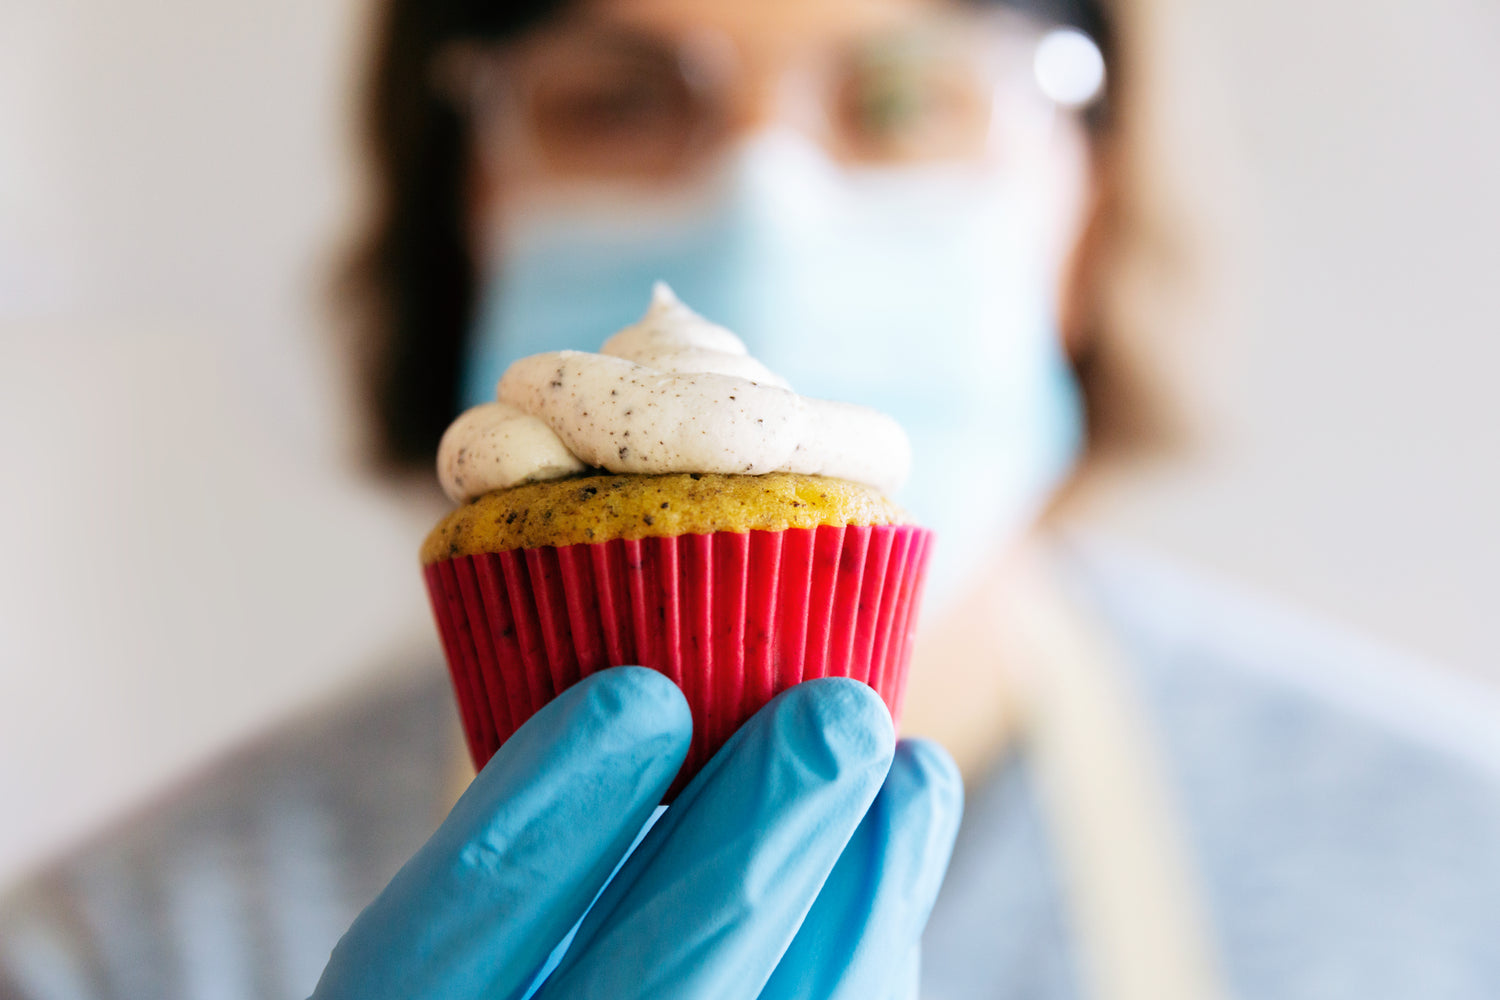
xmin=758 ymin=739 xmax=962 ymax=1000
xmin=885 ymin=944 xmax=922 ymax=1000
xmin=312 ymin=666 xmax=692 ymax=1000
xmin=537 ymin=678 xmax=896 ymax=1000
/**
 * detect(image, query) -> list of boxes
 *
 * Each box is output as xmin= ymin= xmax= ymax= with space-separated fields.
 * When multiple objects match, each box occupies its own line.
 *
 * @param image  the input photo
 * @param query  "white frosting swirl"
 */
xmin=438 ymin=283 xmax=910 ymax=504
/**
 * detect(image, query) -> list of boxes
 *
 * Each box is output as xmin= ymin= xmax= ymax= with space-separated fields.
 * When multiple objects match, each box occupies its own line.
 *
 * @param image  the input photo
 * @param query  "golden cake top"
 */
xmin=421 ymin=472 xmax=908 ymax=563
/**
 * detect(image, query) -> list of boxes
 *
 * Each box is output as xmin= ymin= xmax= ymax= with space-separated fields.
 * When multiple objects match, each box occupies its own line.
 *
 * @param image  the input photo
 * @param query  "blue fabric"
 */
xmin=922 ymin=761 xmax=1084 ymax=1000
xmin=919 ymin=539 xmax=1500 ymax=999
xmin=1076 ymin=541 xmax=1500 ymax=1000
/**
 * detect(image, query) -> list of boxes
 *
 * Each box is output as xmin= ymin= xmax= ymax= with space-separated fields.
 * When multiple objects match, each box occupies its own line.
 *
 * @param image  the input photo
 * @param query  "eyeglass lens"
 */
xmin=484 ymin=16 xmax=1052 ymax=180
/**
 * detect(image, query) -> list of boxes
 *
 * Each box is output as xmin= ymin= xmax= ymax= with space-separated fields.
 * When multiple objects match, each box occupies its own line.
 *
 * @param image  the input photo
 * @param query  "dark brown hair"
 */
xmin=344 ymin=0 xmax=1127 ymax=471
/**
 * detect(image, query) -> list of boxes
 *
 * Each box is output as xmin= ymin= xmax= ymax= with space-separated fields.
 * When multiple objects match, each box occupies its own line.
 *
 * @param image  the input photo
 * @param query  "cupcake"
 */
xmin=422 ymin=283 xmax=932 ymax=797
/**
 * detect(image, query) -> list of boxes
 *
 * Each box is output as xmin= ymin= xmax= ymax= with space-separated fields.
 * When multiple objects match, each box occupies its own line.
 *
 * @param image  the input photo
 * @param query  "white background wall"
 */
xmin=1 ymin=0 xmax=1497 ymax=888
xmin=1083 ymin=0 xmax=1500 ymax=678
xmin=0 ymin=0 xmax=438 ymax=888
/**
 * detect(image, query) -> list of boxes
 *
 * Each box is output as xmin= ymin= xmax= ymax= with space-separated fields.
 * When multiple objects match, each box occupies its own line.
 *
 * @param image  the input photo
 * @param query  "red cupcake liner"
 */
xmin=424 ymin=523 xmax=932 ymax=799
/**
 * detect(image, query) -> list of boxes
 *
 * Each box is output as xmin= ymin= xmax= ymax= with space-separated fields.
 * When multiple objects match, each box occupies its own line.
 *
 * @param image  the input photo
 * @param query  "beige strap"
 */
xmin=1011 ymin=565 xmax=1228 ymax=1000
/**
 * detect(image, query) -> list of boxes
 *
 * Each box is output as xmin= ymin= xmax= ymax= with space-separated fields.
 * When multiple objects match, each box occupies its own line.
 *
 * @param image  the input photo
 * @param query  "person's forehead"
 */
xmin=569 ymin=0 xmax=964 ymax=42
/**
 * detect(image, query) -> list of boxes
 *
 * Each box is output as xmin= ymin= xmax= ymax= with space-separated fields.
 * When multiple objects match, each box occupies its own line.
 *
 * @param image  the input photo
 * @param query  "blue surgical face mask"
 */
xmin=464 ymin=132 xmax=1085 ymax=610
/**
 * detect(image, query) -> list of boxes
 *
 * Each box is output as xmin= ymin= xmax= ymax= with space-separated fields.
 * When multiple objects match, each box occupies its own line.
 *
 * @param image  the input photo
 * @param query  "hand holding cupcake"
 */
xmin=423 ymin=284 xmax=932 ymax=797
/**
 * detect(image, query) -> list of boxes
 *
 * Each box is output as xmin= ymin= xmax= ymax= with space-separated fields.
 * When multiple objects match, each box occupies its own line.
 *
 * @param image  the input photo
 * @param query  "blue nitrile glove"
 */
xmin=310 ymin=666 xmax=962 ymax=1000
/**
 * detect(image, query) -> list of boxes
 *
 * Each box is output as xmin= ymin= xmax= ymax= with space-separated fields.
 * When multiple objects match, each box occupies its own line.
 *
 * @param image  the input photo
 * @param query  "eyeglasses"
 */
xmin=436 ymin=11 xmax=1106 ymax=182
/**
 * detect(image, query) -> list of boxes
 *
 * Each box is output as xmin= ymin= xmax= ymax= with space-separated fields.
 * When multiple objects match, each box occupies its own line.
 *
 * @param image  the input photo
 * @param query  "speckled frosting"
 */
xmin=437 ymin=283 xmax=911 ymax=504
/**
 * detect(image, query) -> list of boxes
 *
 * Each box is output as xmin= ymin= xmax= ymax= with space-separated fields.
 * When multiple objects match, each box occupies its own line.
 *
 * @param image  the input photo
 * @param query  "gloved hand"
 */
xmin=310 ymin=666 xmax=962 ymax=1000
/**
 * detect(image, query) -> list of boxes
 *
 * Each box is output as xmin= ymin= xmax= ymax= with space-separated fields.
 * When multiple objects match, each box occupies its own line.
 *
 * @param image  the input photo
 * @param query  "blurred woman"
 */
xmin=4 ymin=1 xmax=1499 ymax=998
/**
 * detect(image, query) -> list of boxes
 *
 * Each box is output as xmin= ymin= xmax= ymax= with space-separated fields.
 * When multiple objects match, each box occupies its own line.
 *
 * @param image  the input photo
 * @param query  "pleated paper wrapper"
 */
xmin=423 ymin=523 xmax=932 ymax=800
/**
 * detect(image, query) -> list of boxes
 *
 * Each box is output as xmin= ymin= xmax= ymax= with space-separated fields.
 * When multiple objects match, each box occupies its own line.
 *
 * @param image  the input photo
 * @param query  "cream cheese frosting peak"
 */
xmin=438 ymin=283 xmax=910 ymax=504
xmin=599 ymin=283 xmax=790 ymax=388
